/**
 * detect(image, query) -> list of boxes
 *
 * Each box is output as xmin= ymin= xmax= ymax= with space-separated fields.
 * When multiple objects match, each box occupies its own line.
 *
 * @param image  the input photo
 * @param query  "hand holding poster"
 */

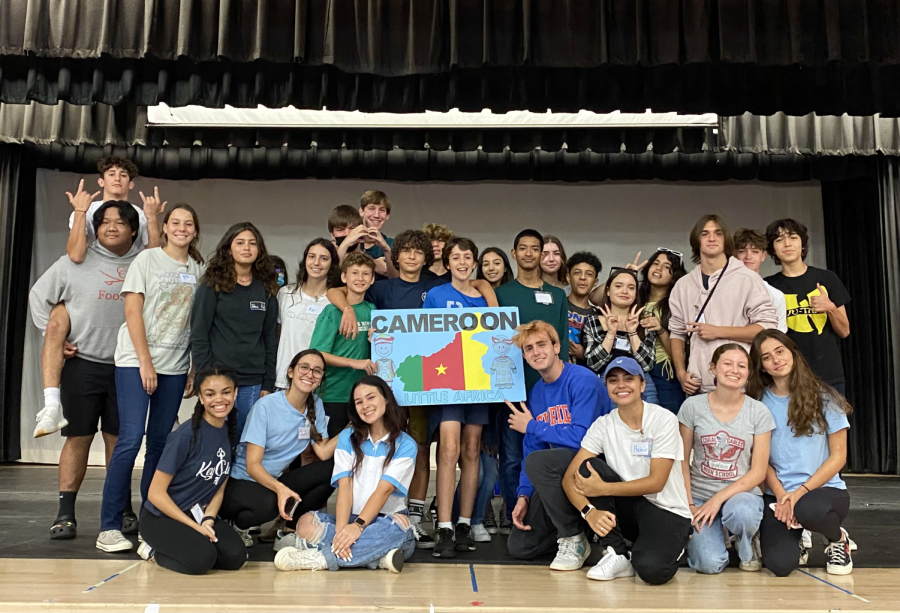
xmin=370 ymin=307 xmax=526 ymax=406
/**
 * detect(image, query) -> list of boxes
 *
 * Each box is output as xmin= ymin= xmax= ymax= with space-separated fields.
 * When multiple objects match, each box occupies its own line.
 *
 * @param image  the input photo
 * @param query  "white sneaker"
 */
xmin=801 ymin=529 xmax=813 ymax=550
xmin=841 ymin=527 xmax=858 ymax=552
xmin=737 ymin=532 xmax=762 ymax=572
xmin=96 ymin=530 xmax=133 ymax=553
xmin=136 ymin=541 xmax=156 ymax=564
xmin=273 ymin=530 xmax=309 ymax=552
xmin=33 ymin=405 xmax=67 ymax=438
xmin=550 ymin=533 xmax=591 ymax=571
xmin=234 ymin=525 xmax=253 ymax=548
xmin=377 ymin=548 xmax=405 ymax=573
xmin=472 ymin=524 xmax=491 ymax=543
xmin=274 ymin=547 xmax=328 ymax=571
xmin=586 ymin=546 xmax=634 ymax=581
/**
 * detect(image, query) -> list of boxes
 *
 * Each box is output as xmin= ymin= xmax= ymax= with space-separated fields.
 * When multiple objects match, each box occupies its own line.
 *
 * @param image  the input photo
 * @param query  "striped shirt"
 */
xmin=332 ymin=428 xmax=417 ymax=516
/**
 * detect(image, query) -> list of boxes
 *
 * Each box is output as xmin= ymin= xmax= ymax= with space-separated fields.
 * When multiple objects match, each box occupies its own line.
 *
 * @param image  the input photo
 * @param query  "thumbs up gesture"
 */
xmin=809 ymin=283 xmax=835 ymax=313
xmin=506 ymin=399 xmax=533 ymax=434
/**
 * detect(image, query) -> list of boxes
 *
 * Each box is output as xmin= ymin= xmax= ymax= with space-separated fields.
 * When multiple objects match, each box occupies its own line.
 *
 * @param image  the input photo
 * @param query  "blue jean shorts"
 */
xmin=428 ymin=403 xmax=489 ymax=441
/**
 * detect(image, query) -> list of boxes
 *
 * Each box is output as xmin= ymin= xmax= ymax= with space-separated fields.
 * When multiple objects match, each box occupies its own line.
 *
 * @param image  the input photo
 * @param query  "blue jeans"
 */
xmin=686 ymin=492 xmax=764 ymax=574
xmin=649 ymin=362 xmax=685 ymax=414
xmin=101 ymin=368 xmax=187 ymax=531
xmin=641 ymin=372 xmax=659 ymax=405
xmin=497 ymin=403 xmax=524 ymax=522
xmin=234 ymin=384 xmax=262 ymax=437
xmin=313 ymin=512 xmax=415 ymax=571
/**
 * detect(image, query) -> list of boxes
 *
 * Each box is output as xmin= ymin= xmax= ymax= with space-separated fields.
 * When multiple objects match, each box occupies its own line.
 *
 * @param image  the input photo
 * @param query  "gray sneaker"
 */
xmin=96 ymin=530 xmax=133 ymax=553
xmin=273 ymin=530 xmax=310 ymax=552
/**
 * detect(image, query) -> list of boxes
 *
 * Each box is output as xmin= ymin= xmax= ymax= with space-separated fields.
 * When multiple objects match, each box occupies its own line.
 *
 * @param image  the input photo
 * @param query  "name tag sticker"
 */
xmin=250 ymin=301 xmax=267 ymax=311
xmin=179 ymin=273 xmax=197 ymax=284
xmin=306 ymin=304 xmax=324 ymax=315
xmin=190 ymin=503 xmax=204 ymax=524
xmin=631 ymin=441 xmax=651 ymax=457
xmin=298 ymin=426 xmax=311 ymax=440
xmin=534 ymin=291 xmax=554 ymax=305
xmin=698 ymin=313 xmax=707 ymax=324
xmin=614 ymin=336 xmax=631 ymax=351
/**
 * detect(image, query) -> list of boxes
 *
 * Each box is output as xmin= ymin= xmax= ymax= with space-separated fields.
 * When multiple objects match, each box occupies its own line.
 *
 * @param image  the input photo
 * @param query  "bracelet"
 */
xmin=201 ymin=515 xmax=216 ymax=524
xmin=627 ymin=332 xmax=638 ymax=337
xmin=800 ymin=484 xmax=810 ymax=493
xmin=689 ymin=503 xmax=696 ymax=507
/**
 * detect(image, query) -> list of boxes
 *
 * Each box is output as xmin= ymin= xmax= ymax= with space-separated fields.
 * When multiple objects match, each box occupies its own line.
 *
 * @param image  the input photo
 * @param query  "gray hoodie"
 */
xmin=29 ymin=241 xmax=141 ymax=364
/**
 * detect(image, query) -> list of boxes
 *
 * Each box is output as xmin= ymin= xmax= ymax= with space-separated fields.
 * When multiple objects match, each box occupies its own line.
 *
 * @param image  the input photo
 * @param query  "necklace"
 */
xmin=237 ymin=275 xmax=252 ymax=285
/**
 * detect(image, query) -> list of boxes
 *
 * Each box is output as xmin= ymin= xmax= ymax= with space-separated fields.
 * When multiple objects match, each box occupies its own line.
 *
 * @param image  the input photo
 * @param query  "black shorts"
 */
xmin=60 ymin=357 xmax=118 ymax=437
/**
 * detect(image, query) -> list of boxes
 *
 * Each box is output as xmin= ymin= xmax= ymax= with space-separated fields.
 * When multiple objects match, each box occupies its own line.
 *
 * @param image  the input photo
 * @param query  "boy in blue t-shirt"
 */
xmin=422 ymin=237 xmax=498 ymax=558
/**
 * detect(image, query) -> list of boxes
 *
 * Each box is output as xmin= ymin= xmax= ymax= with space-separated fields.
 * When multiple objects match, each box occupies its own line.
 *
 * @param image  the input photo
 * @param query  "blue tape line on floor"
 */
xmin=798 ymin=569 xmax=869 ymax=602
xmin=469 ymin=563 xmax=478 ymax=592
xmin=83 ymin=562 xmax=141 ymax=593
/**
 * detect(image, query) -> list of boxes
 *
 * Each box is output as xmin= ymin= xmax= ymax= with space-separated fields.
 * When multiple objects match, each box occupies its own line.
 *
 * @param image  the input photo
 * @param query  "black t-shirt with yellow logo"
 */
xmin=765 ymin=266 xmax=850 ymax=385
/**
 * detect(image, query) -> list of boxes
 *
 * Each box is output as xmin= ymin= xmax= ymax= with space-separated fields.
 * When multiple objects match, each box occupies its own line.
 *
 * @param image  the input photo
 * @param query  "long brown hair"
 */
xmin=347 ymin=376 xmax=406 ymax=475
xmin=747 ymin=329 xmax=852 ymax=437
xmin=285 ymin=349 xmax=326 ymax=443
xmin=162 ymin=203 xmax=204 ymax=264
xmin=202 ymin=222 xmax=278 ymax=296
xmin=542 ymin=235 xmax=568 ymax=285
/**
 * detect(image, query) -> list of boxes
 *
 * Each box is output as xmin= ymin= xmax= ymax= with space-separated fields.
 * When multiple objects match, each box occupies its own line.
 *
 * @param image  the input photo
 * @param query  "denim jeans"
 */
xmin=686 ymin=492 xmax=764 ymax=574
xmin=100 ymin=367 xmax=187 ymax=531
xmin=234 ymin=384 xmax=262 ymax=437
xmin=473 ymin=422 xmax=500 ymax=525
xmin=641 ymin=372 xmax=659 ymax=405
xmin=497 ymin=404 xmax=524 ymax=522
xmin=313 ymin=512 xmax=415 ymax=571
xmin=649 ymin=362 xmax=685 ymax=414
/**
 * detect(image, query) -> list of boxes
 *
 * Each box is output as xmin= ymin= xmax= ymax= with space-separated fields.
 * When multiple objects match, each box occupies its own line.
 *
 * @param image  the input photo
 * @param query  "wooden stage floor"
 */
xmin=0 ymin=558 xmax=898 ymax=612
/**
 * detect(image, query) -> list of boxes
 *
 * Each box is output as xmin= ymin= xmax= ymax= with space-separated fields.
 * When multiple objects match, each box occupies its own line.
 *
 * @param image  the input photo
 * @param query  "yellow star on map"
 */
xmin=435 ymin=364 xmax=448 ymax=375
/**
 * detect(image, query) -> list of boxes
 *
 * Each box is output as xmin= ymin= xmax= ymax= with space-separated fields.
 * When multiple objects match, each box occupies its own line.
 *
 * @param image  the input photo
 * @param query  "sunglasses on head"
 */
xmin=656 ymin=247 xmax=683 ymax=259
xmin=609 ymin=267 xmax=639 ymax=278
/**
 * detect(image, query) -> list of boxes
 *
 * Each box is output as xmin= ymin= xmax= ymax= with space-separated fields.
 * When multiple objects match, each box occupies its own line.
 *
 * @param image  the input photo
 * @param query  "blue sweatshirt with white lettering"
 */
xmin=517 ymin=362 xmax=612 ymax=498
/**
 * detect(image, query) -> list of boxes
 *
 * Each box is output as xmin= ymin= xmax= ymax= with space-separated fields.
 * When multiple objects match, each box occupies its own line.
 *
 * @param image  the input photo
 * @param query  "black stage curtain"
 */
xmin=24 ymin=143 xmax=877 ymax=183
xmin=2 ymin=0 xmax=900 ymax=115
xmin=0 ymin=144 xmax=36 ymax=461
xmin=822 ymin=172 xmax=899 ymax=474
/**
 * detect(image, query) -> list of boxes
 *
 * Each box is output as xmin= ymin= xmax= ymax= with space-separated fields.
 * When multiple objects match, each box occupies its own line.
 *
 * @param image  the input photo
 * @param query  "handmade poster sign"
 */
xmin=370 ymin=307 xmax=527 ymax=406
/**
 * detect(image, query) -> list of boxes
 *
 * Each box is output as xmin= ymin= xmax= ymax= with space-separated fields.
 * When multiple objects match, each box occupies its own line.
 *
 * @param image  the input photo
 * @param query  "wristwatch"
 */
xmin=353 ymin=516 xmax=367 ymax=530
xmin=580 ymin=504 xmax=596 ymax=519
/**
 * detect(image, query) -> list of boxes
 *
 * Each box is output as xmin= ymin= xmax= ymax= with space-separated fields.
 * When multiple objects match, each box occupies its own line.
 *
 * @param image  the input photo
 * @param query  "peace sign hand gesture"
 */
xmin=625 ymin=305 xmax=644 ymax=334
xmin=599 ymin=305 xmax=619 ymax=334
xmin=505 ymin=400 xmax=533 ymax=434
xmin=626 ymin=251 xmax=649 ymax=272
xmin=65 ymin=180 xmax=101 ymax=214
xmin=138 ymin=186 xmax=167 ymax=219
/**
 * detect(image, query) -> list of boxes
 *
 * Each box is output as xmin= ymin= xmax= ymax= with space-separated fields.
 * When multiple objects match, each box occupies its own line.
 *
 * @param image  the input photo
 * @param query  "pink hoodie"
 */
xmin=669 ymin=257 xmax=778 ymax=392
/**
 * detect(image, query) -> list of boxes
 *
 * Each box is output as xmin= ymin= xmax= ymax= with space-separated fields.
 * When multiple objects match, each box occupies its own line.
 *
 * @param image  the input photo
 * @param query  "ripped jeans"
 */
xmin=303 ymin=511 xmax=416 ymax=571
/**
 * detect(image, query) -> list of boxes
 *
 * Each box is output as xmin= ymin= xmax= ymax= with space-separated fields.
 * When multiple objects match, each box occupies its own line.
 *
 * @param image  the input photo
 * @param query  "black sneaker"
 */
xmin=413 ymin=522 xmax=435 ymax=549
xmin=826 ymin=538 xmax=853 ymax=575
xmin=429 ymin=498 xmax=438 ymax=526
xmin=498 ymin=512 xmax=511 ymax=536
xmin=455 ymin=523 xmax=476 ymax=552
xmin=433 ymin=527 xmax=456 ymax=558
xmin=483 ymin=503 xmax=498 ymax=535
xmin=122 ymin=513 xmax=139 ymax=536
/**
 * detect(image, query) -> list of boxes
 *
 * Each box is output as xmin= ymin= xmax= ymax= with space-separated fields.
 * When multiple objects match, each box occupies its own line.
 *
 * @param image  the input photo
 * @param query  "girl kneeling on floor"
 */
xmin=219 ymin=349 xmax=339 ymax=547
xmin=138 ymin=368 xmax=247 ymax=575
xmin=748 ymin=330 xmax=855 ymax=577
xmin=275 ymin=375 xmax=417 ymax=573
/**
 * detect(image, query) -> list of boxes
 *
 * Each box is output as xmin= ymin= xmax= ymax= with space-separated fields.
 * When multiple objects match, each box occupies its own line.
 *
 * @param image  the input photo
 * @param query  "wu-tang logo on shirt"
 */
xmin=784 ymin=287 xmax=829 ymax=335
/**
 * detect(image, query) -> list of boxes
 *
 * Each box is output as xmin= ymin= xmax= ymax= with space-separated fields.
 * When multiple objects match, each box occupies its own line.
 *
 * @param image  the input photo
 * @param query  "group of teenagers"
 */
xmin=28 ymin=156 xmax=855 ymax=583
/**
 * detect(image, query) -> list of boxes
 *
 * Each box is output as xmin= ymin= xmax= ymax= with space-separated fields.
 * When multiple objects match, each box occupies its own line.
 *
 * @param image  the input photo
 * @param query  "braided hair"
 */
xmin=191 ymin=367 xmax=240 ymax=456
xmin=285 ymin=349 xmax=327 ymax=443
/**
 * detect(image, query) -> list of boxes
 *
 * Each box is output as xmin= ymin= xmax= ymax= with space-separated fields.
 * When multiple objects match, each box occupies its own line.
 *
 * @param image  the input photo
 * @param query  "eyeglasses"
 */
xmin=294 ymin=363 xmax=325 ymax=378
xmin=657 ymin=247 xmax=683 ymax=259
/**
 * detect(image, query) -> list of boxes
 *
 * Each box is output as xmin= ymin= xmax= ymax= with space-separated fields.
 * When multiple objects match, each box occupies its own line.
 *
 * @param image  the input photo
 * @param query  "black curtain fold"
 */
xmin=0 ymin=144 xmax=35 ymax=462
xmin=1 ymin=0 xmax=900 ymax=114
xmin=22 ymin=143 xmax=877 ymax=183
xmin=822 ymin=172 xmax=898 ymax=474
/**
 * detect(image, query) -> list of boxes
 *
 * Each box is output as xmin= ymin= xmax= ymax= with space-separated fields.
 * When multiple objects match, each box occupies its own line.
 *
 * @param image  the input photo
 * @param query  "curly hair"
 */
xmin=747 ymin=329 xmax=852 ymax=437
xmin=765 ymin=218 xmax=810 ymax=265
xmin=97 ymin=156 xmax=139 ymax=181
xmin=347 ymin=376 xmax=407 ymax=475
xmin=422 ymin=223 xmax=454 ymax=243
xmin=637 ymin=250 xmax=686 ymax=330
xmin=391 ymin=230 xmax=435 ymax=270
xmin=477 ymin=247 xmax=514 ymax=287
xmin=202 ymin=222 xmax=278 ymax=297
xmin=289 ymin=239 xmax=341 ymax=305
xmin=190 ymin=367 xmax=240 ymax=455
xmin=285 ymin=349 xmax=327 ymax=444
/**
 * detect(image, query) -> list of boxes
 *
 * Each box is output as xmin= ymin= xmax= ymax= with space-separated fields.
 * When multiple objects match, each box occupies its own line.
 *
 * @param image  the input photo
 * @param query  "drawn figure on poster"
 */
xmin=373 ymin=334 xmax=397 ymax=383
xmin=489 ymin=336 xmax=517 ymax=390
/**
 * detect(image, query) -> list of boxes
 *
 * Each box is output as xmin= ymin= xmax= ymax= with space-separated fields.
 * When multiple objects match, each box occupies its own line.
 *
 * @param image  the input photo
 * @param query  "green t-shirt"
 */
xmin=309 ymin=301 xmax=374 ymax=403
xmin=495 ymin=280 xmax=569 ymax=392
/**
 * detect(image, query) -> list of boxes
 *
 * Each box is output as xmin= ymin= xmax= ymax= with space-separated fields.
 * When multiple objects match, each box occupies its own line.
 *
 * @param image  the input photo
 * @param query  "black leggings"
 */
xmin=323 ymin=402 xmax=350 ymax=439
xmin=219 ymin=460 xmax=335 ymax=529
xmin=760 ymin=488 xmax=850 ymax=577
xmin=582 ymin=457 xmax=692 ymax=586
xmin=139 ymin=509 xmax=247 ymax=575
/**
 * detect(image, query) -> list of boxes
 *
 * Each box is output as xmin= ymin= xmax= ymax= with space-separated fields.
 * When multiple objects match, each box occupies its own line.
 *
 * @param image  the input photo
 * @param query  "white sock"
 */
xmin=438 ymin=522 xmax=453 ymax=530
xmin=458 ymin=517 xmax=471 ymax=526
xmin=44 ymin=388 xmax=61 ymax=408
